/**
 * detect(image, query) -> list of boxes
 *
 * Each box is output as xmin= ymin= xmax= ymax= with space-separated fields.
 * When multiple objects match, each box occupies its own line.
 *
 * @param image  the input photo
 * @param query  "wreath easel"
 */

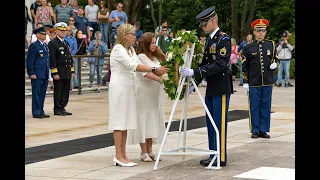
xmin=160 ymin=30 xmax=204 ymax=100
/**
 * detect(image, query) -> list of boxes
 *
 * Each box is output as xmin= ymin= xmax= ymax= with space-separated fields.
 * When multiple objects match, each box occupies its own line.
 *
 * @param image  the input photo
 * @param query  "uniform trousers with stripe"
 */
xmin=205 ymin=94 xmax=231 ymax=163
xmin=248 ymin=86 xmax=272 ymax=133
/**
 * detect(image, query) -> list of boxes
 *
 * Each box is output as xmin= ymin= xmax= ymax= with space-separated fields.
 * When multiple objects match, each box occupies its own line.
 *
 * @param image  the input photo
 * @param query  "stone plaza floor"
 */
xmin=25 ymin=80 xmax=295 ymax=180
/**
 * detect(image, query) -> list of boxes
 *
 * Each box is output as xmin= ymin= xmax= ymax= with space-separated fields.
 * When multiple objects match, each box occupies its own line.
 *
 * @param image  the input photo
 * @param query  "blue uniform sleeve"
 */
xmin=26 ymin=43 xmax=37 ymax=76
xmin=193 ymin=36 xmax=232 ymax=79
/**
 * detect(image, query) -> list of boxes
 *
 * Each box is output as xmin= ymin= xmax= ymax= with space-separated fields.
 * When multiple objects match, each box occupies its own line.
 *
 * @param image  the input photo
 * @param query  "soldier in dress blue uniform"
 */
xmin=49 ymin=22 xmax=75 ymax=116
xmin=180 ymin=7 xmax=233 ymax=167
xmin=26 ymin=27 xmax=51 ymax=119
xmin=242 ymin=19 xmax=278 ymax=139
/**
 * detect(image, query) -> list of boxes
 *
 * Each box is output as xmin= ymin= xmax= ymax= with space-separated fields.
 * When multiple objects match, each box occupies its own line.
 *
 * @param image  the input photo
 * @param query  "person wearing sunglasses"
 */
xmin=108 ymin=2 xmax=128 ymax=33
xmin=179 ymin=6 xmax=233 ymax=167
xmin=241 ymin=19 xmax=278 ymax=139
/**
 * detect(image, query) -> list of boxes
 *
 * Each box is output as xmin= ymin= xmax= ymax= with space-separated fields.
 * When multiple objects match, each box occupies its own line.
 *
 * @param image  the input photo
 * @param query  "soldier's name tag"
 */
xmin=61 ymin=51 xmax=64 ymax=54
xmin=267 ymin=50 xmax=271 ymax=55
xmin=251 ymin=52 xmax=257 ymax=55
xmin=59 ymin=47 xmax=64 ymax=50
xmin=39 ymin=50 xmax=43 ymax=52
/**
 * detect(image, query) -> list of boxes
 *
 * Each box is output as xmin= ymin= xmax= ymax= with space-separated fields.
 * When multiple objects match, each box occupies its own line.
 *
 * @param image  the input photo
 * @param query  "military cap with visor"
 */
xmin=33 ymin=26 xmax=47 ymax=35
xmin=196 ymin=7 xmax=217 ymax=28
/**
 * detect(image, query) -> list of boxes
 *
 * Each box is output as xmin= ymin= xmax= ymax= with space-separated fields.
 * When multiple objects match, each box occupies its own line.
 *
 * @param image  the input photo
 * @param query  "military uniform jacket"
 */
xmin=242 ymin=39 xmax=278 ymax=87
xmin=193 ymin=29 xmax=233 ymax=97
xmin=26 ymin=40 xmax=50 ymax=80
xmin=48 ymin=37 xmax=74 ymax=79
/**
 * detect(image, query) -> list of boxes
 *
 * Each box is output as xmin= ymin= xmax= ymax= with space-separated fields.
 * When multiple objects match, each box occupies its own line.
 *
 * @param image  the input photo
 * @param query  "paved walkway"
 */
xmin=25 ymin=80 xmax=295 ymax=180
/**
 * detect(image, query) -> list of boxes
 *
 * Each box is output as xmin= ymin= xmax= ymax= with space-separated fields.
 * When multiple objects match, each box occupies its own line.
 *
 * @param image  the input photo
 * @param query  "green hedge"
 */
xmin=236 ymin=59 xmax=295 ymax=78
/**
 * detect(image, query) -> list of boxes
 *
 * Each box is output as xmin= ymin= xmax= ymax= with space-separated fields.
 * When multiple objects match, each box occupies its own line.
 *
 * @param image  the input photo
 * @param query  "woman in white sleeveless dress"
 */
xmin=108 ymin=24 xmax=169 ymax=167
xmin=127 ymin=32 xmax=167 ymax=162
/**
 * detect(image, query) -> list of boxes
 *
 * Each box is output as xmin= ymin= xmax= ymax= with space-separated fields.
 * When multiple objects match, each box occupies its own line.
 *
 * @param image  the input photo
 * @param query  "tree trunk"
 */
xmin=121 ymin=0 xmax=143 ymax=24
xmin=150 ymin=0 xmax=158 ymax=29
xmin=231 ymin=0 xmax=239 ymax=43
xmin=159 ymin=0 xmax=162 ymax=26
xmin=245 ymin=0 xmax=257 ymax=32
xmin=107 ymin=0 xmax=111 ymax=10
xmin=240 ymin=0 xmax=250 ymax=39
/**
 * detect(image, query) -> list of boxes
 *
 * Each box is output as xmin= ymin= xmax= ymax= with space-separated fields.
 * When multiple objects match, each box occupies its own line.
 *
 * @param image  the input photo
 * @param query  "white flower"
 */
xmin=161 ymin=73 xmax=169 ymax=81
xmin=173 ymin=36 xmax=182 ymax=42
xmin=166 ymin=57 xmax=170 ymax=62
xmin=167 ymin=52 xmax=173 ymax=59
xmin=185 ymin=30 xmax=191 ymax=34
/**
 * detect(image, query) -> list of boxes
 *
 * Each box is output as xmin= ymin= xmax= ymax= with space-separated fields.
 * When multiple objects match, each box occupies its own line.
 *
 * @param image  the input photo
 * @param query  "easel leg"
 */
xmin=154 ymin=76 xmax=187 ymax=170
xmin=190 ymin=78 xmax=221 ymax=170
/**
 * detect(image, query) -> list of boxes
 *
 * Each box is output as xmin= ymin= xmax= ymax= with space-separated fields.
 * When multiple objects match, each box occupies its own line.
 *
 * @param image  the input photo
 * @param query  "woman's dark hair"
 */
xmin=136 ymin=32 xmax=165 ymax=61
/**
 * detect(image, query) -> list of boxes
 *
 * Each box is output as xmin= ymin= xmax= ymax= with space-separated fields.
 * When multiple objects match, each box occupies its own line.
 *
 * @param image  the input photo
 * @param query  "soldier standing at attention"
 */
xmin=27 ymin=27 xmax=51 ymax=119
xmin=49 ymin=22 xmax=75 ymax=116
xmin=180 ymin=6 xmax=233 ymax=167
xmin=242 ymin=19 xmax=278 ymax=139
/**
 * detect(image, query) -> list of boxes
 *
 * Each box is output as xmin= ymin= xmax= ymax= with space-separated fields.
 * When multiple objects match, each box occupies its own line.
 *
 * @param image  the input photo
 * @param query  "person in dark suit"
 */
xmin=48 ymin=22 xmax=75 ymax=116
xmin=242 ymin=19 xmax=278 ymax=139
xmin=26 ymin=27 xmax=51 ymax=119
xmin=180 ymin=7 xmax=233 ymax=167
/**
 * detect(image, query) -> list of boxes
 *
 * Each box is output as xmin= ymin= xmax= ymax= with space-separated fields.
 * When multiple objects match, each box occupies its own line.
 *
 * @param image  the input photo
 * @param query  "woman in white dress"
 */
xmin=127 ymin=32 xmax=167 ymax=162
xmin=108 ymin=24 xmax=169 ymax=167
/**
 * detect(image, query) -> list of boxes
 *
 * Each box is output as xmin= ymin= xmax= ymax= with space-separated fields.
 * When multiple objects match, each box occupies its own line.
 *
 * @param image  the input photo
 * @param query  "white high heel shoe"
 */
xmin=129 ymin=162 xmax=137 ymax=166
xmin=113 ymin=157 xmax=134 ymax=167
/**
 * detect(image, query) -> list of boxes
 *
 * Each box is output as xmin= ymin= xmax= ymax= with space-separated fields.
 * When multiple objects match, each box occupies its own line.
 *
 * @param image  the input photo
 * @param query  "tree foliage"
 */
xmin=50 ymin=0 xmax=294 ymax=42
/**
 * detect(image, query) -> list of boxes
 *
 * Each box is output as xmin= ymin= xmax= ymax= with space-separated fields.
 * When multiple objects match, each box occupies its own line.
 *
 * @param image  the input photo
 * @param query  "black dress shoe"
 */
xmin=238 ymin=83 xmax=243 ymax=86
xmin=54 ymin=112 xmax=66 ymax=116
xmin=200 ymin=157 xmax=212 ymax=166
xmin=251 ymin=132 xmax=259 ymax=138
xmin=42 ymin=114 xmax=50 ymax=118
xmin=64 ymin=111 xmax=72 ymax=115
xmin=259 ymin=132 xmax=270 ymax=138
xmin=33 ymin=115 xmax=43 ymax=118
xmin=200 ymin=158 xmax=226 ymax=166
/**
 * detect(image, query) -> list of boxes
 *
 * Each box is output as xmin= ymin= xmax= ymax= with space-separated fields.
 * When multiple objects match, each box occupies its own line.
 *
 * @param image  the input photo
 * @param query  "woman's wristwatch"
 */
xmin=152 ymin=67 xmax=158 ymax=73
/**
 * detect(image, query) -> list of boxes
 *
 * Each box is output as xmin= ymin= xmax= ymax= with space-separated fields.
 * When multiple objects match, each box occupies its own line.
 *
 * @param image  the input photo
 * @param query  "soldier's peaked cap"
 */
xmin=196 ymin=7 xmax=216 ymax=21
xmin=54 ymin=22 xmax=67 ymax=30
xmin=33 ymin=27 xmax=47 ymax=35
xmin=251 ymin=19 xmax=269 ymax=29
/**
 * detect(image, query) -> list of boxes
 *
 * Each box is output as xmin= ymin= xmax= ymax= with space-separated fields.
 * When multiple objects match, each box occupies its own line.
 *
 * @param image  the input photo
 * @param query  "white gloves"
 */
xmin=188 ymin=85 xmax=195 ymax=94
xmin=270 ymin=62 xmax=277 ymax=70
xmin=180 ymin=67 xmax=194 ymax=77
xmin=243 ymin=83 xmax=249 ymax=91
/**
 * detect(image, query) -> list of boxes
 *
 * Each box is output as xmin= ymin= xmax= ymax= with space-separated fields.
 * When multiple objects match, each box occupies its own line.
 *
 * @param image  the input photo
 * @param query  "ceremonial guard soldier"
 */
xmin=242 ymin=19 xmax=278 ymax=139
xmin=48 ymin=22 xmax=75 ymax=116
xmin=27 ymin=27 xmax=51 ymax=119
xmin=180 ymin=7 xmax=233 ymax=166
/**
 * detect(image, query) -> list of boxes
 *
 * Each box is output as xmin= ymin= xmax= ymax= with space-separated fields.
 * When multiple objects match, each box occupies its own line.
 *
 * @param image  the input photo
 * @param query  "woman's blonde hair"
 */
xmin=231 ymin=38 xmax=236 ymax=45
xmin=115 ymin=23 xmax=136 ymax=51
